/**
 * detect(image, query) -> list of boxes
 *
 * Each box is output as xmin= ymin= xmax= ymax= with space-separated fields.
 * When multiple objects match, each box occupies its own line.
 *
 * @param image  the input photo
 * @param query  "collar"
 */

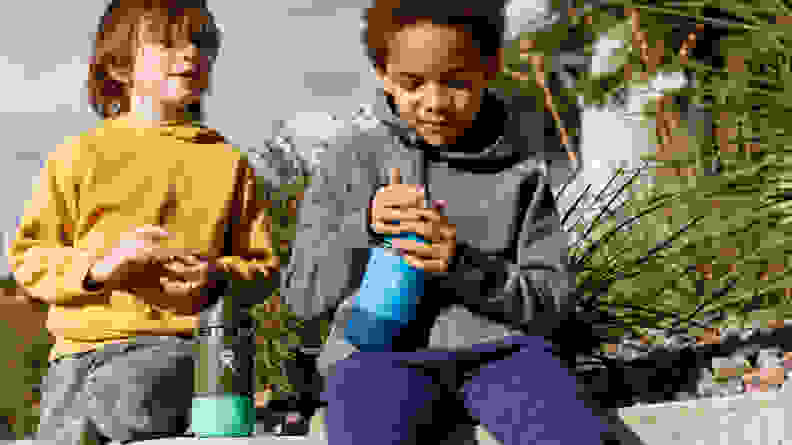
xmin=106 ymin=114 xmax=226 ymax=143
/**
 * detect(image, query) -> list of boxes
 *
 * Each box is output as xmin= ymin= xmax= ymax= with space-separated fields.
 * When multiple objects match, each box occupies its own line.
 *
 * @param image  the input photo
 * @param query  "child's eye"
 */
xmin=159 ymin=36 xmax=175 ymax=48
xmin=396 ymin=78 xmax=471 ymax=91
xmin=399 ymin=79 xmax=421 ymax=90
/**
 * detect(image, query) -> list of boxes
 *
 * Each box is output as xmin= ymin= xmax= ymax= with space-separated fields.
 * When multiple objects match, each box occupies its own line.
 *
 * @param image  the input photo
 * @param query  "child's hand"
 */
xmin=370 ymin=168 xmax=457 ymax=273
xmin=89 ymin=225 xmax=198 ymax=291
xmin=390 ymin=199 xmax=456 ymax=273
xmin=122 ymin=254 xmax=218 ymax=315
xmin=370 ymin=167 xmax=427 ymax=232
xmin=158 ymin=254 xmax=222 ymax=300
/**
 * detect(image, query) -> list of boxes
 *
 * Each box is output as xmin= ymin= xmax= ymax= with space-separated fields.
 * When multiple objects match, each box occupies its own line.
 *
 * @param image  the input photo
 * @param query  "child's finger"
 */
xmin=160 ymin=276 xmax=203 ymax=298
xmin=400 ymin=252 xmax=447 ymax=273
xmin=389 ymin=167 xmax=402 ymax=185
xmin=159 ymin=277 xmax=190 ymax=298
xmin=134 ymin=225 xmax=170 ymax=240
xmin=162 ymin=261 xmax=209 ymax=283
xmin=376 ymin=207 xmax=427 ymax=223
xmin=169 ymin=254 xmax=203 ymax=266
xmin=149 ymin=248 xmax=202 ymax=264
xmin=377 ymin=184 xmax=425 ymax=210
xmin=162 ymin=260 xmax=202 ymax=274
xmin=371 ymin=220 xmax=410 ymax=236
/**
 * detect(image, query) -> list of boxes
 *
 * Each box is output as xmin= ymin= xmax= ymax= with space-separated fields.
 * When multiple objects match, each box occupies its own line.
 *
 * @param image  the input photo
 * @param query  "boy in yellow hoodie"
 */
xmin=8 ymin=1 xmax=279 ymax=443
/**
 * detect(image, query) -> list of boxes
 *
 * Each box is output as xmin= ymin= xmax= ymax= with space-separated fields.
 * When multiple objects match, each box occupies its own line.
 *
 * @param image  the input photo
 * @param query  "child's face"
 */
xmin=111 ymin=13 xmax=214 ymax=120
xmin=376 ymin=21 xmax=501 ymax=146
xmin=130 ymin=36 xmax=211 ymax=109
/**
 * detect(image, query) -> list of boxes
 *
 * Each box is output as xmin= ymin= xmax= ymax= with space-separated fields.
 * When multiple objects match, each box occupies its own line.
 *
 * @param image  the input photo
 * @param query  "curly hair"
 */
xmin=86 ymin=0 xmax=222 ymax=120
xmin=361 ymin=0 xmax=507 ymax=71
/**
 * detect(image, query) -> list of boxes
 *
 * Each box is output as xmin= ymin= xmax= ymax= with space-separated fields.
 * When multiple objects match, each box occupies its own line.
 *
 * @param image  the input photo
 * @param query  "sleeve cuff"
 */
xmin=82 ymin=273 xmax=103 ymax=291
xmin=445 ymin=241 xmax=466 ymax=275
xmin=74 ymin=253 xmax=106 ymax=296
xmin=365 ymin=189 xmax=386 ymax=245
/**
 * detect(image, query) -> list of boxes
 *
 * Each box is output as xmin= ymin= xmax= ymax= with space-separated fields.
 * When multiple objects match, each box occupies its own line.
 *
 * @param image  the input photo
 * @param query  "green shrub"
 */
xmin=0 ymin=318 xmax=51 ymax=439
xmin=499 ymin=1 xmax=792 ymax=349
xmin=250 ymin=174 xmax=322 ymax=397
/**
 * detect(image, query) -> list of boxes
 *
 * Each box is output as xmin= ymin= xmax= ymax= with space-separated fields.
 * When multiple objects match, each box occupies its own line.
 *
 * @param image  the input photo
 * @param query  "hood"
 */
xmin=106 ymin=115 xmax=227 ymax=144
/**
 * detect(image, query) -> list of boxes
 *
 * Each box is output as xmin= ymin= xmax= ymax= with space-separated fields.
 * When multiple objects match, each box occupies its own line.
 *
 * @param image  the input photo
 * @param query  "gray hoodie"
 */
xmin=280 ymin=86 xmax=583 ymax=381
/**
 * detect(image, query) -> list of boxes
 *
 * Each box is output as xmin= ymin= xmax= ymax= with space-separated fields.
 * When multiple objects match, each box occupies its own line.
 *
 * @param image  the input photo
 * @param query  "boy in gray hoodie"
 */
xmin=278 ymin=0 xmax=623 ymax=443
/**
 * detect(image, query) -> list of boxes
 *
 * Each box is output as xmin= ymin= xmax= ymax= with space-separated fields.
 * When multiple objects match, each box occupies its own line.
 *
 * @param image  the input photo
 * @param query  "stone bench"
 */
xmin=127 ymin=408 xmax=497 ymax=445
xmin=12 ymin=381 xmax=792 ymax=444
xmin=7 ymin=413 xmax=495 ymax=444
xmin=617 ymin=384 xmax=792 ymax=445
xmin=12 ymin=385 xmax=783 ymax=445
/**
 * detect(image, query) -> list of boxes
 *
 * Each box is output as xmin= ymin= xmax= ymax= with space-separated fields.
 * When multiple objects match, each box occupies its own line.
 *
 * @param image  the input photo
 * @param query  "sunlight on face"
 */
xmin=376 ymin=21 xmax=499 ymax=146
xmin=132 ymin=38 xmax=209 ymax=108
xmin=114 ymin=11 xmax=215 ymax=122
xmin=132 ymin=20 xmax=211 ymax=107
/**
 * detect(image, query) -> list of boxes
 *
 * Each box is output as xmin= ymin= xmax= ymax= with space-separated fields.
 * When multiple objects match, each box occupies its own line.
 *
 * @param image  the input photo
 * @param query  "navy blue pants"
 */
xmin=320 ymin=335 xmax=613 ymax=445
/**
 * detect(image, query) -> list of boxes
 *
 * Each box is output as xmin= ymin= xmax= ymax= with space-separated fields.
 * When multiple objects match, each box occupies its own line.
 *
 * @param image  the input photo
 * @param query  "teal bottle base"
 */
xmin=191 ymin=394 xmax=254 ymax=437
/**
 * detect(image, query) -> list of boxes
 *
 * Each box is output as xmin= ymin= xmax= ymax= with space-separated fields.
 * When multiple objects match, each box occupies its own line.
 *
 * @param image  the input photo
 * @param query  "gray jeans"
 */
xmin=36 ymin=336 xmax=196 ymax=444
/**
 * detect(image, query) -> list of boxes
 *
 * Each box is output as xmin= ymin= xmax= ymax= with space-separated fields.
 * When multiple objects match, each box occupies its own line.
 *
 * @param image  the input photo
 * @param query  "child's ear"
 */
xmin=107 ymin=66 xmax=131 ymax=85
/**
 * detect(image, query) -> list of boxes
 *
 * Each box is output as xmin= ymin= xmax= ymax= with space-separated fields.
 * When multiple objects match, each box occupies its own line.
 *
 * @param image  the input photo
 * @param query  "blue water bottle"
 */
xmin=344 ymin=167 xmax=434 ymax=351
xmin=344 ymin=229 xmax=427 ymax=351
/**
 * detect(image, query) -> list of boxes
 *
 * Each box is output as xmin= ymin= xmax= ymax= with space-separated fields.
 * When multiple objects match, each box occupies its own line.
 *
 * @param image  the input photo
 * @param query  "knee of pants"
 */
xmin=322 ymin=353 xmax=443 ymax=414
xmin=461 ymin=345 xmax=611 ymax=444
xmin=82 ymin=352 xmax=194 ymax=438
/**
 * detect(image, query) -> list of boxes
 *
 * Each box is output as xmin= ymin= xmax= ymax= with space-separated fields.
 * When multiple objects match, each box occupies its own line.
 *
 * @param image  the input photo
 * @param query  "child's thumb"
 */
xmin=389 ymin=167 xmax=402 ymax=185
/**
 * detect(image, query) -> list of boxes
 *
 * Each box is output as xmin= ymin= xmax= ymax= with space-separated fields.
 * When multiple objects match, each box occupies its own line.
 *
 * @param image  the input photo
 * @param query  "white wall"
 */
xmin=553 ymin=25 xmax=692 ymax=238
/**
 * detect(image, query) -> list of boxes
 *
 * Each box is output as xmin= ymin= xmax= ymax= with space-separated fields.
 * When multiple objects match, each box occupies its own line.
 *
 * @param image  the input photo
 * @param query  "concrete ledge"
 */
xmin=136 ymin=439 xmax=324 ymax=444
xmin=616 ymin=385 xmax=792 ymax=444
xmin=16 ymin=388 xmax=792 ymax=444
xmin=127 ymin=406 xmax=492 ymax=445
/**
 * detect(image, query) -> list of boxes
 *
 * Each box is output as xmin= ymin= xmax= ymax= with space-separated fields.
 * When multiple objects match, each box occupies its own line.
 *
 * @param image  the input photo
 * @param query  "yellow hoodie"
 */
xmin=8 ymin=115 xmax=280 ymax=362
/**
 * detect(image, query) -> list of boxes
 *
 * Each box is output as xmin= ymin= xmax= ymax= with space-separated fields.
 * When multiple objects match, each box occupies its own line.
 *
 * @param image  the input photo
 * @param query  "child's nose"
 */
xmin=173 ymin=58 xmax=199 ymax=73
xmin=175 ymin=44 xmax=200 ymax=61
xmin=422 ymin=83 xmax=452 ymax=111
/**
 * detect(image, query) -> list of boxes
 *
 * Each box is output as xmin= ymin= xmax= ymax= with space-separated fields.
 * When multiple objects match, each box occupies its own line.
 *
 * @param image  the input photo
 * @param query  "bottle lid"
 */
xmin=199 ymin=295 xmax=255 ymax=328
